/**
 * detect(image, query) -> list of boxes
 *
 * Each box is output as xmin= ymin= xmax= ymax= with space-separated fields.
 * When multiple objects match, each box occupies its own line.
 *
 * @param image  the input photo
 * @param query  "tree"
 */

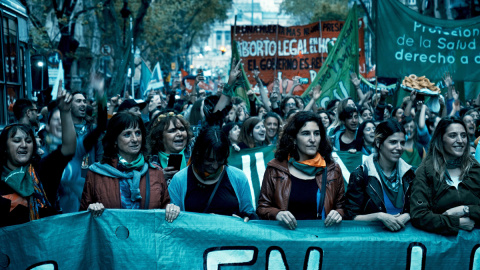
xmin=25 ymin=0 xmax=232 ymax=99
xmin=139 ymin=0 xmax=232 ymax=75
xmin=280 ymin=0 xmax=348 ymax=24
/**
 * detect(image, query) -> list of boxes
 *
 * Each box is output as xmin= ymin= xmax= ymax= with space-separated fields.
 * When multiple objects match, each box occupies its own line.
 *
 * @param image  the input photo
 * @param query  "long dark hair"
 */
xmin=424 ymin=117 xmax=475 ymax=182
xmin=190 ymin=127 xmax=230 ymax=173
xmin=355 ymin=120 xmax=376 ymax=151
xmin=238 ymin=117 xmax=270 ymax=148
xmin=0 ymin=124 xmax=39 ymax=172
xmin=102 ymin=112 xmax=147 ymax=165
xmin=275 ymin=111 xmax=333 ymax=163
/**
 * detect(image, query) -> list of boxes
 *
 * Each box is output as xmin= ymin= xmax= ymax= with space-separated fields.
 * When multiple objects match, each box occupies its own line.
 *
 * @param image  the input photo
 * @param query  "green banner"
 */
xmin=227 ymin=145 xmax=276 ymax=208
xmin=377 ymin=0 xmax=480 ymax=82
xmin=302 ymin=4 xmax=359 ymax=108
xmin=1 ymin=210 xmax=479 ymax=269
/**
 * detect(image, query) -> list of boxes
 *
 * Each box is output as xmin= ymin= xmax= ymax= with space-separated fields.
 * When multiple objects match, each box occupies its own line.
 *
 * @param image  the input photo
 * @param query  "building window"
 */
xmin=216 ymin=31 xmax=222 ymax=41
xmin=3 ymin=16 xmax=18 ymax=83
xmin=225 ymin=31 xmax=230 ymax=41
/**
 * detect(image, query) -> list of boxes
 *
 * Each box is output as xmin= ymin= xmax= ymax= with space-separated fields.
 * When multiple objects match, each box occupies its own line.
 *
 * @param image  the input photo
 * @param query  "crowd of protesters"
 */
xmin=1 ymin=61 xmax=480 ymax=236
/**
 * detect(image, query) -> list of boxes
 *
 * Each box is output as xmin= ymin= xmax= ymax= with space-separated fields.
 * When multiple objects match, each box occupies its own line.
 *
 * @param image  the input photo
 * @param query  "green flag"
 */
xmin=231 ymin=40 xmax=253 ymax=110
xmin=227 ymin=145 xmax=275 ymax=208
xmin=302 ymin=4 xmax=359 ymax=108
xmin=140 ymin=60 xmax=152 ymax=98
xmin=332 ymin=151 xmax=366 ymax=191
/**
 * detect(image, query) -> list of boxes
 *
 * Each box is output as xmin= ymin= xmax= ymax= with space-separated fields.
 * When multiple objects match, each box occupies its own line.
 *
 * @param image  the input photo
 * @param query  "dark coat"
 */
xmin=344 ymin=155 xmax=415 ymax=220
xmin=410 ymin=156 xmax=480 ymax=235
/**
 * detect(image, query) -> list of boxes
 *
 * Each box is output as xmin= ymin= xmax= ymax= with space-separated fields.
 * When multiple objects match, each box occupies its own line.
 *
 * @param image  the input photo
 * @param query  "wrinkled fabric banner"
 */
xmin=227 ymin=145 xmax=276 ymax=208
xmin=0 ymin=210 xmax=479 ymax=269
xmin=377 ymin=0 xmax=480 ymax=81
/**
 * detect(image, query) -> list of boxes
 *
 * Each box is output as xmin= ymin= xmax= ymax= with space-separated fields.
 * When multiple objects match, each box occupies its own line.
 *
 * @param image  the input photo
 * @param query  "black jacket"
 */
xmin=344 ymin=155 xmax=416 ymax=220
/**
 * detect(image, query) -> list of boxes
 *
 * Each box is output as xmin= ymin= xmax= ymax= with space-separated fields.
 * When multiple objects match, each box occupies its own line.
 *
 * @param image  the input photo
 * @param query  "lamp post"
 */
xmin=37 ymin=61 xmax=44 ymax=98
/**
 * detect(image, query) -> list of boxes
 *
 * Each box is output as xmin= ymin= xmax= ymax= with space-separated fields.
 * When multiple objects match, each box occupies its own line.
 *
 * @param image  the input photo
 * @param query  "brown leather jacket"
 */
xmin=80 ymin=160 xmax=170 ymax=210
xmin=257 ymin=158 xmax=345 ymax=220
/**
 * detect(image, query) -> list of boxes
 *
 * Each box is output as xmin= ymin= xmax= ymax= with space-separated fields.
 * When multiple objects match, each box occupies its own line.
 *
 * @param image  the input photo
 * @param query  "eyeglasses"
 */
xmin=286 ymin=103 xmax=296 ymax=108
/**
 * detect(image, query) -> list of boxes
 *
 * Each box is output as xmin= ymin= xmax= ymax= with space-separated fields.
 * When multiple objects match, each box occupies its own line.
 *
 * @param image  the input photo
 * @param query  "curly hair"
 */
xmin=101 ymin=112 xmax=147 ymax=165
xmin=0 ymin=124 xmax=39 ymax=173
xmin=425 ymin=117 xmax=475 ymax=183
xmin=147 ymin=114 xmax=192 ymax=155
xmin=275 ymin=111 xmax=333 ymax=163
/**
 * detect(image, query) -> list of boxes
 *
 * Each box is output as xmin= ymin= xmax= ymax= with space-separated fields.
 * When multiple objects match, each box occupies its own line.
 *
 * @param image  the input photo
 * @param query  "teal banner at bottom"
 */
xmin=0 ymin=210 xmax=479 ymax=269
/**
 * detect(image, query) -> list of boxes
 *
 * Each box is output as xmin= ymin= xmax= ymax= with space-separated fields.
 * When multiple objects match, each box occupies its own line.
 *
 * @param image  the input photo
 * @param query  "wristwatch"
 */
xmin=463 ymin=205 xmax=470 ymax=217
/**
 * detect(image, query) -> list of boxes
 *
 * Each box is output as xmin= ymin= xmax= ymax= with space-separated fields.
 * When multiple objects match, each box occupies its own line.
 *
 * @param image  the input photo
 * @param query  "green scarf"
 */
xmin=118 ymin=154 xmax=145 ymax=170
xmin=401 ymin=147 xmax=422 ymax=167
xmin=1 ymin=166 xmax=34 ymax=197
xmin=288 ymin=158 xmax=324 ymax=176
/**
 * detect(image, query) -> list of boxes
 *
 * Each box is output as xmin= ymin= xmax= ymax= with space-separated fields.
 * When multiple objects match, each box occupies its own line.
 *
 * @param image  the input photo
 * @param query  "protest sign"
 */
xmin=1 ymin=210 xmax=479 ymax=269
xmin=232 ymin=19 xmax=365 ymax=95
xmin=377 ymin=0 xmax=480 ymax=82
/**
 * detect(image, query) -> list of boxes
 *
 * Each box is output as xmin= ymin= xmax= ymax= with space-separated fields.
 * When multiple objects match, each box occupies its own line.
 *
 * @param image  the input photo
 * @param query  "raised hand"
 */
xmin=350 ymin=72 xmax=361 ymax=87
xmin=228 ymin=59 xmax=243 ymax=84
xmin=252 ymin=70 xmax=260 ymax=80
xmin=443 ymin=71 xmax=453 ymax=87
xmin=56 ymin=80 xmax=72 ymax=112
xmin=91 ymin=72 xmax=105 ymax=98
xmin=312 ymin=85 xmax=322 ymax=100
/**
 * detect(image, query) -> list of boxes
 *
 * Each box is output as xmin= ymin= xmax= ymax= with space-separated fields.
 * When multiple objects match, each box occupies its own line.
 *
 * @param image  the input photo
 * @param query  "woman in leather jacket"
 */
xmin=257 ymin=111 xmax=345 ymax=230
xmin=345 ymin=119 xmax=415 ymax=232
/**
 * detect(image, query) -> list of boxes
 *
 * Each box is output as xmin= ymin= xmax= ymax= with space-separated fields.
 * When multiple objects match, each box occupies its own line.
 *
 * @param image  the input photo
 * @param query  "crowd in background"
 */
xmin=2 ymin=62 xmax=480 ymax=236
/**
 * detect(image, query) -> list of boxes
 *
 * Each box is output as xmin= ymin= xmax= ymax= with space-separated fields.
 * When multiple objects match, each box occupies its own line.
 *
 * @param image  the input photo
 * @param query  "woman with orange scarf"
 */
xmin=257 ymin=111 xmax=345 ymax=229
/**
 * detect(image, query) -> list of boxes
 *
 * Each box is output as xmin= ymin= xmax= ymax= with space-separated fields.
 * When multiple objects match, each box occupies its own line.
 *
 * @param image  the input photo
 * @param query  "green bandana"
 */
xmin=1 ymin=166 xmax=34 ymax=197
xmin=118 ymin=154 xmax=145 ymax=170
xmin=288 ymin=158 xmax=324 ymax=176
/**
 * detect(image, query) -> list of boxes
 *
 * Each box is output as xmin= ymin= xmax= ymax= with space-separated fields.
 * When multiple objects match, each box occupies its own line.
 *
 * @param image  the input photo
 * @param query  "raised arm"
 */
xmin=350 ymin=72 xmax=365 ymax=101
xmin=304 ymin=85 xmax=322 ymax=112
xmin=84 ymin=73 xmax=108 ymax=152
xmin=443 ymin=71 xmax=454 ymax=100
xmin=56 ymin=81 xmax=76 ymax=156
xmin=214 ymin=59 xmax=242 ymax=113
xmin=287 ymin=76 xmax=301 ymax=96
xmin=404 ymin=90 xmax=416 ymax=117
xmin=254 ymin=70 xmax=271 ymax=111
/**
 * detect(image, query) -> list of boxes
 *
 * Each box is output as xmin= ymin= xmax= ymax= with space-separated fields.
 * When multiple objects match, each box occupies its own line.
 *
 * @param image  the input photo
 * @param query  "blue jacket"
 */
xmin=168 ymin=165 xmax=255 ymax=216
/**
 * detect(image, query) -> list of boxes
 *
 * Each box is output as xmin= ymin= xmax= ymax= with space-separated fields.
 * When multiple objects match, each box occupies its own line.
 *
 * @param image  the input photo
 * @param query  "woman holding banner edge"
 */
xmin=345 ymin=119 xmax=415 ymax=232
xmin=257 ymin=111 xmax=345 ymax=229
